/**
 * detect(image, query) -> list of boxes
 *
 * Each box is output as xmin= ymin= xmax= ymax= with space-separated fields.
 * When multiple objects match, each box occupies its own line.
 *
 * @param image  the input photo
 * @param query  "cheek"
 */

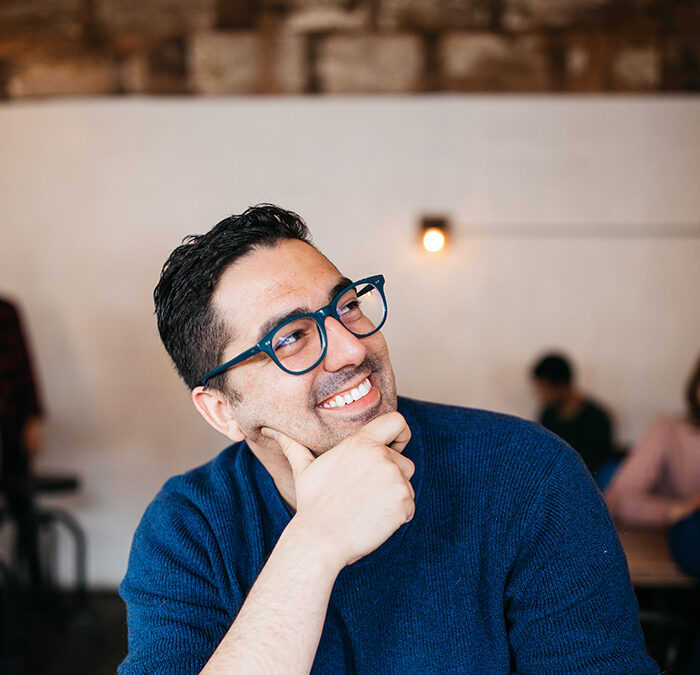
xmin=234 ymin=368 xmax=316 ymax=428
xmin=365 ymin=331 xmax=391 ymax=359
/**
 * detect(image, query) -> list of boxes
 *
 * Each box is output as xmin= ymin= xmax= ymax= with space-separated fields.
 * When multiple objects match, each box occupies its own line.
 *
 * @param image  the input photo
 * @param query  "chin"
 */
xmin=313 ymin=399 xmax=394 ymax=455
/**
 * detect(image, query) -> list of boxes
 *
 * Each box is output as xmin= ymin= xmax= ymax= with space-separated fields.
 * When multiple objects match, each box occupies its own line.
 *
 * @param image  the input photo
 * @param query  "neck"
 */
xmin=555 ymin=389 xmax=582 ymax=420
xmin=248 ymin=441 xmax=298 ymax=512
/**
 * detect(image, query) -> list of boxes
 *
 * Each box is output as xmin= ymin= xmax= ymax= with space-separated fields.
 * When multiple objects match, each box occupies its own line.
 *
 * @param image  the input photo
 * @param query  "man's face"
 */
xmin=211 ymin=239 xmax=397 ymax=454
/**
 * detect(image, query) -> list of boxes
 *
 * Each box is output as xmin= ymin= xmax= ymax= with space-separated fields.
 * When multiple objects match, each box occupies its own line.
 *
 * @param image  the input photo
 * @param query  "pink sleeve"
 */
xmin=604 ymin=417 xmax=678 ymax=527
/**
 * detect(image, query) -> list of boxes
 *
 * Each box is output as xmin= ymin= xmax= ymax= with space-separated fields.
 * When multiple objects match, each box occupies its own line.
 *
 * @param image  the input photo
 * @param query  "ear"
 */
xmin=191 ymin=386 xmax=246 ymax=443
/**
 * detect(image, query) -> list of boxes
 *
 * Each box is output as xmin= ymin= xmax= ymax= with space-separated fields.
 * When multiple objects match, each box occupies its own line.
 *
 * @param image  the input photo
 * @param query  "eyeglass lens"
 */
xmin=270 ymin=280 xmax=385 ymax=373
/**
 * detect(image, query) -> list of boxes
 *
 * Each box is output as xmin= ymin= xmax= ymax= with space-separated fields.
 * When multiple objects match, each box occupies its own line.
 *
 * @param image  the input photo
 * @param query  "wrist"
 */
xmin=283 ymin=513 xmax=347 ymax=577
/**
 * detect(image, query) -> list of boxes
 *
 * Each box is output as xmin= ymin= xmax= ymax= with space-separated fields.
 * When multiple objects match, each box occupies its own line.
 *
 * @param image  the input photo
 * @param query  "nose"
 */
xmin=322 ymin=317 xmax=367 ymax=372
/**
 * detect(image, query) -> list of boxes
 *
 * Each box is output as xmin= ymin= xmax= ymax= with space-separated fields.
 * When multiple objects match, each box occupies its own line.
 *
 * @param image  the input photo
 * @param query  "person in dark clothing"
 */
xmin=0 ymin=297 xmax=44 ymax=591
xmin=531 ymin=352 xmax=615 ymax=475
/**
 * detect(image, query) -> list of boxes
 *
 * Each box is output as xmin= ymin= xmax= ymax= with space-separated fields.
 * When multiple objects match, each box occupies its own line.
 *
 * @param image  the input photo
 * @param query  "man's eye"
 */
xmin=338 ymin=299 xmax=361 ymax=316
xmin=274 ymin=330 xmax=304 ymax=351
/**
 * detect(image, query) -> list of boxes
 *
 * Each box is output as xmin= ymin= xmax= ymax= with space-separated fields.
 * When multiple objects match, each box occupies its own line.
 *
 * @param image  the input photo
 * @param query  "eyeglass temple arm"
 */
xmin=201 ymin=345 xmax=262 ymax=386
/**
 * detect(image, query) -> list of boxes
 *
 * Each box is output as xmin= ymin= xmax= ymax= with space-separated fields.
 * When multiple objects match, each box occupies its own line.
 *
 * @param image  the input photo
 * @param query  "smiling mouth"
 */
xmin=317 ymin=376 xmax=373 ymax=409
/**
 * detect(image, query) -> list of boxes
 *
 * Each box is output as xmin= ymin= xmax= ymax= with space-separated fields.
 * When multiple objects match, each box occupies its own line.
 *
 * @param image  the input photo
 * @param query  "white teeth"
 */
xmin=322 ymin=378 xmax=373 ymax=409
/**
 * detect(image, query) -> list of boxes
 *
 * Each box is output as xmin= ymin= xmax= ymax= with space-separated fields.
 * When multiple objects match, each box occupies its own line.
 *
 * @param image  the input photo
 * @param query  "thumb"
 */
xmin=262 ymin=427 xmax=315 ymax=479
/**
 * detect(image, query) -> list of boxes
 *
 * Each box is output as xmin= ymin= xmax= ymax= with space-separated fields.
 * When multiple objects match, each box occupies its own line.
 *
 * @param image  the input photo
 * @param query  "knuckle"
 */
xmin=405 ymin=498 xmax=416 ymax=520
xmin=393 ymin=482 xmax=411 ymax=501
xmin=386 ymin=462 xmax=404 ymax=482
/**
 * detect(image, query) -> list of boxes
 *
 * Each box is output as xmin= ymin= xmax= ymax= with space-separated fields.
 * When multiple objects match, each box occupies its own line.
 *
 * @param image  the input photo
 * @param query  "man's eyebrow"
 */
xmin=254 ymin=276 xmax=354 ymax=344
xmin=255 ymin=306 xmax=307 ymax=344
xmin=329 ymin=277 xmax=353 ymax=301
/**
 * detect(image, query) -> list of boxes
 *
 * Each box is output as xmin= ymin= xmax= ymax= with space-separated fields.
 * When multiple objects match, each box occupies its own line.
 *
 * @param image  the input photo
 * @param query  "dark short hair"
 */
xmin=532 ymin=353 xmax=573 ymax=386
xmin=686 ymin=352 xmax=700 ymax=428
xmin=154 ymin=204 xmax=313 ymax=392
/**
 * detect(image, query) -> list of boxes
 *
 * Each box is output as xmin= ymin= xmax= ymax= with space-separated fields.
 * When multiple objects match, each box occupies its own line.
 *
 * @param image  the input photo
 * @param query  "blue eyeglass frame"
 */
xmin=201 ymin=274 xmax=387 ymax=386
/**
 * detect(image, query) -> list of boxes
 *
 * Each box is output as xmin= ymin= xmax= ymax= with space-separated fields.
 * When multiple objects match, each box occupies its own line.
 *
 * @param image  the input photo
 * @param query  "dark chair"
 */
xmin=640 ymin=609 xmax=690 ymax=673
xmin=0 ymin=475 xmax=87 ymax=615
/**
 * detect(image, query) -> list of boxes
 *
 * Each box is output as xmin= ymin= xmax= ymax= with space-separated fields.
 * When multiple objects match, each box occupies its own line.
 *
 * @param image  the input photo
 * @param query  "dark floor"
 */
xmin=638 ymin=587 xmax=700 ymax=675
xmin=2 ymin=591 xmax=127 ymax=675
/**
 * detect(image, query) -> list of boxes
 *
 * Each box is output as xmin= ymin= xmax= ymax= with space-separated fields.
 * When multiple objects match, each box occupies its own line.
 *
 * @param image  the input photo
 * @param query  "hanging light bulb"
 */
xmin=420 ymin=216 xmax=449 ymax=253
xmin=423 ymin=227 xmax=445 ymax=252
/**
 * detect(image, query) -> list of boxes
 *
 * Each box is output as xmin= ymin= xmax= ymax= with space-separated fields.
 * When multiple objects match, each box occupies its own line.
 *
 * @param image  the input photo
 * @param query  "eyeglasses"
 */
xmin=201 ymin=274 xmax=388 ymax=386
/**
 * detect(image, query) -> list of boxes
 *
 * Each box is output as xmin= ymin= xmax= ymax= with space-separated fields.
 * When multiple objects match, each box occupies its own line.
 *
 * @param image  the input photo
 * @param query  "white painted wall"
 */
xmin=0 ymin=97 xmax=698 ymax=587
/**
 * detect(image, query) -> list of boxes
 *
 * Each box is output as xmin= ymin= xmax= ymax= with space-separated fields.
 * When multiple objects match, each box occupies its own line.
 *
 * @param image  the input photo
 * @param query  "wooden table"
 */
xmin=616 ymin=524 xmax=697 ymax=588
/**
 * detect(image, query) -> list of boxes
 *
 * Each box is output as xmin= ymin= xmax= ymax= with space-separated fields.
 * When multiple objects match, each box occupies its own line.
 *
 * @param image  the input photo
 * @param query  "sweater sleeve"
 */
xmin=604 ymin=417 xmax=678 ymax=527
xmin=505 ymin=446 xmax=659 ymax=674
xmin=118 ymin=489 xmax=242 ymax=675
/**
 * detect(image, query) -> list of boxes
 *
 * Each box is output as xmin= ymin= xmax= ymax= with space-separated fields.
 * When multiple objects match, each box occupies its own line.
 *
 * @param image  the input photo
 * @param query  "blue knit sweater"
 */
xmin=120 ymin=398 xmax=659 ymax=674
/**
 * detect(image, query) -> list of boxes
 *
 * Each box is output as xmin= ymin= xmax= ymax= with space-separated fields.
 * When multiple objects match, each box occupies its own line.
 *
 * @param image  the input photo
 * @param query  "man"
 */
xmin=531 ymin=352 xmax=615 ymax=475
xmin=120 ymin=205 xmax=657 ymax=674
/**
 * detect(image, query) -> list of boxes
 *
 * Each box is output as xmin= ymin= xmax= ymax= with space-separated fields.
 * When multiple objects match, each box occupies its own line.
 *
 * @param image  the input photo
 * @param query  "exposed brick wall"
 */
xmin=0 ymin=0 xmax=697 ymax=98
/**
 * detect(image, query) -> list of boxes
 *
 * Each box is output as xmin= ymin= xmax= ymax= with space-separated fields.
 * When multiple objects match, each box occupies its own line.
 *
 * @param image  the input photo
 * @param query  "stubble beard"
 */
xmin=230 ymin=353 xmax=398 ymax=455
xmin=309 ymin=353 xmax=398 ymax=454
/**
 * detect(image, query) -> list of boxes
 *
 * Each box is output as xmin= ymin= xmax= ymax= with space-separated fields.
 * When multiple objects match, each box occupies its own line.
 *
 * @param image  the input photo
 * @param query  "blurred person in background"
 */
xmin=531 ymin=352 xmax=615 ymax=475
xmin=0 ymin=297 xmax=44 ymax=594
xmin=605 ymin=353 xmax=700 ymax=528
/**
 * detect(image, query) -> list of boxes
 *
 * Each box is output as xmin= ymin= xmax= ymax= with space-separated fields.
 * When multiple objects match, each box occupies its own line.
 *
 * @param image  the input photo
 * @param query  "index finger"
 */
xmin=261 ymin=427 xmax=315 ymax=478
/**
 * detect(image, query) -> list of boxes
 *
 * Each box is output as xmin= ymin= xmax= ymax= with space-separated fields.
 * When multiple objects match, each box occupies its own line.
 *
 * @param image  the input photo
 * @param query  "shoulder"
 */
xmin=400 ymin=399 xmax=611 ymax=572
xmin=131 ymin=442 xmax=250 ymax=554
xmin=0 ymin=298 xmax=19 ymax=320
xmin=399 ymin=395 xmax=536 ymax=430
xmin=653 ymin=413 xmax=688 ymax=430
xmin=399 ymin=395 xmax=562 ymax=443
xmin=398 ymin=396 xmax=577 ymax=477
xmin=649 ymin=413 xmax=700 ymax=444
xmin=580 ymin=398 xmax=611 ymax=422
xmin=648 ymin=413 xmax=683 ymax=429
xmin=583 ymin=398 xmax=609 ymax=414
xmin=153 ymin=442 xmax=248 ymax=517
xmin=639 ymin=414 xmax=686 ymax=443
xmin=124 ymin=443 xmax=249 ymax=583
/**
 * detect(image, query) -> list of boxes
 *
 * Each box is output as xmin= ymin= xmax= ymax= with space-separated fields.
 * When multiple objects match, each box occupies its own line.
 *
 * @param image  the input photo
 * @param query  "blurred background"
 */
xmin=0 ymin=0 xmax=699 ymax=672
